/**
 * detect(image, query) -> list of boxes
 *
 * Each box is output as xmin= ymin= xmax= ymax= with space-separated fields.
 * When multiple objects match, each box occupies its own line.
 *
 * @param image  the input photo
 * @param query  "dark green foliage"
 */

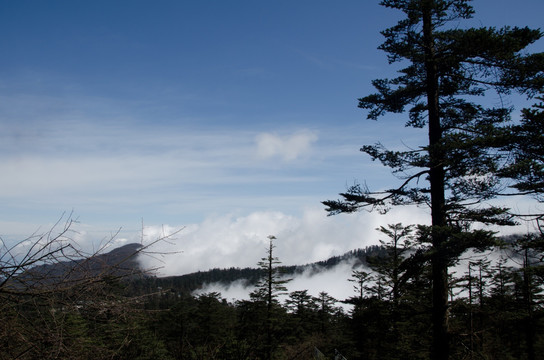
xmin=155 ymin=292 xmax=242 ymax=359
xmin=285 ymin=289 xmax=320 ymax=337
xmin=348 ymin=224 xmax=433 ymax=360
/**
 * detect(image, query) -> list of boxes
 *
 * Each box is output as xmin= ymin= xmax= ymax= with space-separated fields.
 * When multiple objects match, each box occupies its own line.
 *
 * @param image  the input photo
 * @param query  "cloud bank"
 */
xmin=194 ymin=258 xmax=364 ymax=309
xmin=136 ymin=205 xmax=431 ymax=276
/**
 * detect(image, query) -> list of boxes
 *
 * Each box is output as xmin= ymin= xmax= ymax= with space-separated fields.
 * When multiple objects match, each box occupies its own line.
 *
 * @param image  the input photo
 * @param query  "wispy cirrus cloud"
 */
xmin=0 ymin=91 xmax=347 ymax=235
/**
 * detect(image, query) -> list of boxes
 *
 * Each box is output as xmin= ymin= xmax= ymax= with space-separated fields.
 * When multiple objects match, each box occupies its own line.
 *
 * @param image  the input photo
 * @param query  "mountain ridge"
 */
xmin=126 ymin=245 xmax=386 ymax=296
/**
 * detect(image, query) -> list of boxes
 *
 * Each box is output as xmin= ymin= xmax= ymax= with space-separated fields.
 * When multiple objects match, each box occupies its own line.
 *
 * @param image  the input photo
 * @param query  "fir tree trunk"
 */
xmin=266 ymin=241 xmax=273 ymax=360
xmin=422 ymin=2 xmax=449 ymax=359
xmin=523 ymin=248 xmax=536 ymax=360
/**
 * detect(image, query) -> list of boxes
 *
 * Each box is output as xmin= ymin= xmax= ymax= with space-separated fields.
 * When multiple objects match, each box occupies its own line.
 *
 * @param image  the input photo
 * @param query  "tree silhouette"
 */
xmin=250 ymin=235 xmax=291 ymax=360
xmin=324 ymin=1 xmax=543 ymax=358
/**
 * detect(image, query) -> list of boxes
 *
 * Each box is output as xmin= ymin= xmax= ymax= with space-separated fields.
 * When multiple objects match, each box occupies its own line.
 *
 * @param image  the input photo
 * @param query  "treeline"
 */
xmin=2 ymin=229 xmax=542 ymax=359
xmin=125 ymin=246 xmax=381 ymax=297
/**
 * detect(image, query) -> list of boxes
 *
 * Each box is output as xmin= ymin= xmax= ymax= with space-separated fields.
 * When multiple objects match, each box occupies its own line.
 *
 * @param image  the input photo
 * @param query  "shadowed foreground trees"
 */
xmin=0 ymin=215 xmax=179 ymax=360
xmin=2 ymin=224 xmax=543 ymax=359
xmin=144 ymin=235 xmax=544 ymax=360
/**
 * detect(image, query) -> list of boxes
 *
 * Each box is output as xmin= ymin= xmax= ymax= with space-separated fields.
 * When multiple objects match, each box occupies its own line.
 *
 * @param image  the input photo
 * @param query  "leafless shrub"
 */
xmin=0 ymin=213 xmax=182 ymax=359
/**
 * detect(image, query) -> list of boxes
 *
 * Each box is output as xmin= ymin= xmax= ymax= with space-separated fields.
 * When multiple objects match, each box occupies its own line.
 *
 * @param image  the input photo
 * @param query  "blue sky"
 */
xmin=1 ymin=1 xmax=543 ymax=275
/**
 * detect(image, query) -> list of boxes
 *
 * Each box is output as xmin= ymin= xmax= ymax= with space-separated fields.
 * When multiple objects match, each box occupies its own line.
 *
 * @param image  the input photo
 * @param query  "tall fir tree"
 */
xmin=348 ymin=269 xmax=372 ymax=303
xmin=250 ymin=235 xmax=291 ymax=360
xmin=323 ymin=1 xmax=544 ymax=359
xmin=367 ymin=224 xmax=414 ymax=308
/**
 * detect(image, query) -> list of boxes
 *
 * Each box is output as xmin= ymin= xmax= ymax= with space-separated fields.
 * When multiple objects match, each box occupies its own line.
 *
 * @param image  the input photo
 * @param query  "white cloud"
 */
xmin=136 ymin=205 xmax=431 ymax=277
xmin=283 ymin=259 xmax=363 ymax=304
xmin=255 ymin=130 xmax=318 ymax=161
xmin=4 ymin=202 xmax=531 ymax=308
xmin=196 ymin=244 xmax=528 ymax=309
xmin=194 ymin=259 xmax=365 ymax=309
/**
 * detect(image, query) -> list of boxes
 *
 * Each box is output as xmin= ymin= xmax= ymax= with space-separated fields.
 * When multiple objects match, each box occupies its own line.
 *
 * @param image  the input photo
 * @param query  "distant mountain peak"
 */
xmin=14 ymin=242 xmax=146 ymax=290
